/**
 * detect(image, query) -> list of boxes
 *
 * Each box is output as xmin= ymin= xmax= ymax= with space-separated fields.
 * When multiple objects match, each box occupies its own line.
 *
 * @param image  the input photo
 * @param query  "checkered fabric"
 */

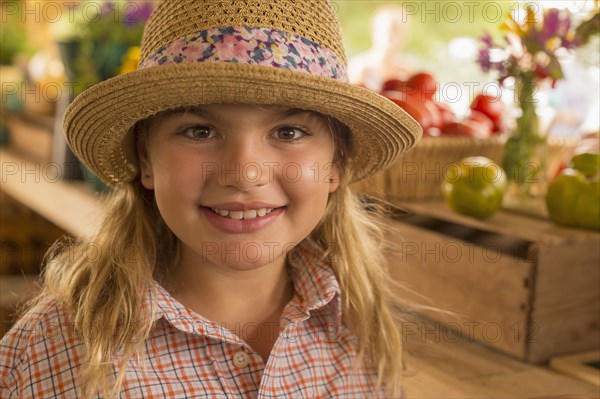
xmin=0 ymin=246 xmax=393 ymax=398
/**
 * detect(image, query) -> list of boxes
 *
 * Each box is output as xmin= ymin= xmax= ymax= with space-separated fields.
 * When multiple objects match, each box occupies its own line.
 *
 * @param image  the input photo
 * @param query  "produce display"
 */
xmin=442 ymin=156 xmax=507 ymax=219
xmin=380 ymin=73 xmax=505 ymax=138
xmin=546 ymin=152 xmax=600 ymax=231
xmin=378 ymin=72 xmax=598 ymax=231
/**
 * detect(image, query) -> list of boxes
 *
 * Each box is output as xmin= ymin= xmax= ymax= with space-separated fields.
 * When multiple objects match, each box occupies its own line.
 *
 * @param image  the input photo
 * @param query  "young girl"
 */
xmin=0 ymin=0 xmax=421 ymax=397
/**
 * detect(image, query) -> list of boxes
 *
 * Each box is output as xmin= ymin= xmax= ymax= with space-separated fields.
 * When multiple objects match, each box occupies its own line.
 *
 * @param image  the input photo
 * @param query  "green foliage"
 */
xmin=0 ymin=1 xmax=35 ymax=64
xmin=575 ymin=9 xmax=600 ymax=45
xmin=59 ymin=1 xmax=151 ymax=95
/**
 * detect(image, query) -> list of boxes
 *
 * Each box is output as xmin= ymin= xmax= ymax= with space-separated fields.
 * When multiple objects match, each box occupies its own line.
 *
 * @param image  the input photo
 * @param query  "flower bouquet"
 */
xmin=477 ymin=4 xmax=599 ymax=212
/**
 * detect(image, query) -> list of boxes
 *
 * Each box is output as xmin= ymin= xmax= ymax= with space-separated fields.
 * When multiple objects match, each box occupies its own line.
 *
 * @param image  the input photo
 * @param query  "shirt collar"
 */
xmin=287 ymin=241 xmax=341 ymax=319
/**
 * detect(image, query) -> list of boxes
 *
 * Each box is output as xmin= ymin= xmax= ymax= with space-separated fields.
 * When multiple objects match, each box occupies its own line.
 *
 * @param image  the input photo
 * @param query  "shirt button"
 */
xmin=232 ymin=350 xmax=250 ymax=368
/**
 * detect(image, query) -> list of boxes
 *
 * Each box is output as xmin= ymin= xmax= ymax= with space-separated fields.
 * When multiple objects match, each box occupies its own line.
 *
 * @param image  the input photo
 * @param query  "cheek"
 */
xmin=282 ymin=155 xmax=333 ymax=211
xmin=151 ymin=149 xmax=210 ymax=186
xmin=289 ymin=140 xmax=337 ymax=186
xmin=150 ymin=152 xmax=209 ymax=214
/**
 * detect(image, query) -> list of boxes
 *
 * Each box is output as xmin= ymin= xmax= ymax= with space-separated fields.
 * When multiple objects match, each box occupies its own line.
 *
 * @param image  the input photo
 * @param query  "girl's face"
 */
xmin=137 ymin=104 xmax=339 ymax=271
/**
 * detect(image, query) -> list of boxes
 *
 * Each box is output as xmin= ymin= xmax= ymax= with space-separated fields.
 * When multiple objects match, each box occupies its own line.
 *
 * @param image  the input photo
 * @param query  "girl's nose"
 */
xmin=218 ymin=137 xmax=272 ymax=190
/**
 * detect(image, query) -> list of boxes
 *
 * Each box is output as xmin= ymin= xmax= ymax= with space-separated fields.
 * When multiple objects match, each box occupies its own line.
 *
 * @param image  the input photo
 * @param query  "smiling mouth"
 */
xmin=209 ymin=207 xmax=280 ymax=220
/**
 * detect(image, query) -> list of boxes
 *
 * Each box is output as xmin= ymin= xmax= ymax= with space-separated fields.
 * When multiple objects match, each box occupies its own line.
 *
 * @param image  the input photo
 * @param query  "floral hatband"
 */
xmin=141 ymin=26 xmax=348 ymax=82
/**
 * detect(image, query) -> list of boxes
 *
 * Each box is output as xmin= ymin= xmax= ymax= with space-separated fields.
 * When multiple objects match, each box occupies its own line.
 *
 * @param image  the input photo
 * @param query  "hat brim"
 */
xmin=64 ymin=62 xmax=422 ymax=185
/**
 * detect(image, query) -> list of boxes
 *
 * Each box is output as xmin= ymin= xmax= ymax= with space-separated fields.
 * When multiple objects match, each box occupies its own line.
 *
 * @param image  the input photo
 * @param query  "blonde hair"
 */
xmin=21 ymin=114 xmax=406 ymax=398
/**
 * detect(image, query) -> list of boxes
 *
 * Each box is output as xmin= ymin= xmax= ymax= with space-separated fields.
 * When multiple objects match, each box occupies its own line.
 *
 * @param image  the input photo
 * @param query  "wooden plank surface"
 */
xmin=403 ymin=318 xmax=600 ymax=398
xmin=394 ymin=200 xmax=600 ymax=246
xmin=0 ymin=148 xmax=107 ymax=239
xmin=550 ymin=351 xmax=600 ymax=387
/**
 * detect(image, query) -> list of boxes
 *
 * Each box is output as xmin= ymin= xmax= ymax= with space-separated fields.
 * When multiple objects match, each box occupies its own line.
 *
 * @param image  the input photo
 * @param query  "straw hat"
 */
xmin=64 ymin=0 xmax=422 ymax=186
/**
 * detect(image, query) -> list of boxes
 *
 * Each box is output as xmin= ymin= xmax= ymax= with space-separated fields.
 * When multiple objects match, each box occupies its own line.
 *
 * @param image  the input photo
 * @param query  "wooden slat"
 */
xmin=0 ymin=148 xmax=107 ymax=239
xmin=403 ymin=319 xmax=600 ymax=398
xmin=395 ymin=200 xmax=600 ymax=246
xmin=550 ymin=351 xmax=600 ymax=387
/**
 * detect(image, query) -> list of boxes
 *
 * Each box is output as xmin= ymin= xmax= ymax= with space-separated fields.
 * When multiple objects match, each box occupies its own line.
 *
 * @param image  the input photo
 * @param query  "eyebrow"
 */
xmin=263 ymin=108 xmax=323 ymax=125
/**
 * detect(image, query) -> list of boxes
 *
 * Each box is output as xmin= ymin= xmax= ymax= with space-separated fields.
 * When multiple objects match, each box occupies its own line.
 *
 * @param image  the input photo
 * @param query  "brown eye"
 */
xmin=276 ymin=126 xmax=309 ymax=141
xmin=178 ymin=125 xmax=216 ymax=140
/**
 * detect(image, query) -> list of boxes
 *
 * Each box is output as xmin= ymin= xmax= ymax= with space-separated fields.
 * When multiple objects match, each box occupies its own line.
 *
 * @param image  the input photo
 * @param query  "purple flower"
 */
xmin=477 ymin=48 xmax=492 ymax=72
xmin=481 ymin=32 xmax=494 ymax=47
xmin=561 ymin=36 xmax=579 ymax=49
xmin=539 ymin=8 xmax=560 ymax=42
xmin=124 ymin=2 xmax=154 ymax=26
xmin=558 ymin=12 xmax=572 ymax=36
xmin=475 ymin=4 xmax=587 ymax=89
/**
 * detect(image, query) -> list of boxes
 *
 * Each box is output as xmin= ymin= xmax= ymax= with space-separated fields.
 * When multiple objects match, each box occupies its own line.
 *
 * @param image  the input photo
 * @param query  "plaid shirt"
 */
xmin=0 ymin=246 xmax=390 ymax=398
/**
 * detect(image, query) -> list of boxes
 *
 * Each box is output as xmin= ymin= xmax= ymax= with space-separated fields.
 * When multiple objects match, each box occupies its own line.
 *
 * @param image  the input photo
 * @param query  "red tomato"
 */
xmin=407 ymin=72 xmax=437 ymax=100
xmin=390 ymin=98 xmax=432 ymax=130
xmin=380 ymin=90 xmax=412 ymax=102
xmin=470 ymin=94 xmax=504 ymax=132
xmin=381 ymin=79 xmax=405 ymax=92
xmin=440 ymin=121 xmax=492 ymax=139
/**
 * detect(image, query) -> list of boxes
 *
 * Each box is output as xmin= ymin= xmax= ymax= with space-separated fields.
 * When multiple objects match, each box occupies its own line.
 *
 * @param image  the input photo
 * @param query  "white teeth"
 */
xmin=229 ymin=211 xmax=244 ymax=220
xmin=210 ymin=207 xmax=276 ymax=220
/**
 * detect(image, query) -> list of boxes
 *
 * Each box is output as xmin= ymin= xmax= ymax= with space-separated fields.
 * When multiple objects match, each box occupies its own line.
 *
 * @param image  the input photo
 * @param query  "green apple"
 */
xmin=546 ymin=168 xmax=600 ymax=231
xmin=570 ymin=152 xmax=600 ymax=178
xmin=442 ymin=156 xmax=507 ymax=219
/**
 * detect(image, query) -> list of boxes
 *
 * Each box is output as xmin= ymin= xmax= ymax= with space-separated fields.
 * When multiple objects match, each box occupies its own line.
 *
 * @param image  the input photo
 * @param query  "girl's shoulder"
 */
xmin=0 ymin=295 xmax=84 ymax=394
xmin=2 ymin=294 xmax=73 ymax=344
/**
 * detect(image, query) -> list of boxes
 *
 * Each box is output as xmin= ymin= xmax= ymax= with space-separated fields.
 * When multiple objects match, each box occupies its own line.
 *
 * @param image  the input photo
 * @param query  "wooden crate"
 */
xmin=387 ymin=201 xmax=600 ymax=363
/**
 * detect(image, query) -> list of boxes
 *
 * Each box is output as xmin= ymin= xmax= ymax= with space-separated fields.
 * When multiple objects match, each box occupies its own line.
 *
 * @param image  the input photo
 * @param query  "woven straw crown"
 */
xmin=64 ymin=0 xmax=422 ymax=186
xmin=140 ymin=0 xmax=347 ymax=66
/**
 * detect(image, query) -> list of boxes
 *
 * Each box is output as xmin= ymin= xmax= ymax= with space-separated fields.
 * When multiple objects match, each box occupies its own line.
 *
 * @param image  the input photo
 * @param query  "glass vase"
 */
xmin=502 ymin=72 xmax=548 ymax=217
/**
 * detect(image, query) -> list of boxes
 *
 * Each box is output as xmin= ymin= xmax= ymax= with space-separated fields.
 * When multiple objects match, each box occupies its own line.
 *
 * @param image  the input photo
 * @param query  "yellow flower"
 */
xmin=118 ymin=47 xmax=142 ymax=75
xmin=545 ymin=37 xmax=561 ymax=51
xmin=500 ymin=5 xmax=537 ymax=38
xmin=500 ymin=13 xmax=524 ymax=37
